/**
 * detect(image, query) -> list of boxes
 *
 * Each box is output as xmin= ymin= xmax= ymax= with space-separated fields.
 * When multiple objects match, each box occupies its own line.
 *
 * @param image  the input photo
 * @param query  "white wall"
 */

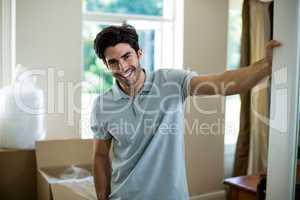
xmin=183 ymin=0 xmax=228 ymax=197
xmin=16 ymin=0 xmax=82 ymax=139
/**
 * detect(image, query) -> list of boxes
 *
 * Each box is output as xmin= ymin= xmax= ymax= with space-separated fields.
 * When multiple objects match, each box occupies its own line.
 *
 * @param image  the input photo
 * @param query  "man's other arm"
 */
xmin=189 ymin=40 xmax=281 ymax=96
xmin=93 ymin=139 xmax=112 ymax=200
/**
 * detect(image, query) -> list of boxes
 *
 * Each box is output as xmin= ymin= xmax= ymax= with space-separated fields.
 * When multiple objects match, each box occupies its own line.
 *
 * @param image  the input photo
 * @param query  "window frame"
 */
xmin=1 ymin=0 xmax=15 ymax=88
xmin=82 ymin=0 xmax=183 ymax=70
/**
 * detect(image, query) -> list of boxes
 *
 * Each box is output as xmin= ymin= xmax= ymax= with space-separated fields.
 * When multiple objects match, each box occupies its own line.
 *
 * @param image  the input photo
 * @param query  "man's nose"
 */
xmin=118 ymin=59 xmax=129 ymax=72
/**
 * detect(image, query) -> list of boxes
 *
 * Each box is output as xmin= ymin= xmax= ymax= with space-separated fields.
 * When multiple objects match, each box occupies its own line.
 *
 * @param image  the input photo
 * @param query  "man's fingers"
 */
xmin=265 ymin=40 xmax=281 ymax=59
xmin=266 ymin=40 xmax=281 ymax=49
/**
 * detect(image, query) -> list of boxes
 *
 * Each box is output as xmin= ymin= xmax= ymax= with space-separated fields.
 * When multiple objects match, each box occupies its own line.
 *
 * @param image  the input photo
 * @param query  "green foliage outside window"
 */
xmin=227 ymin=10 xmax=242 ymax=70
xmin=83 ymin=23 xmax=113 ymax=94
xmin=84 ymin=0 xmax=163 ymax=16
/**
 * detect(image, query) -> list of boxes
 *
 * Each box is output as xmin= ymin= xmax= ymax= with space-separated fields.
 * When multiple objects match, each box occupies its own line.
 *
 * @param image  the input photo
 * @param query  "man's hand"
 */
xmin=264 ymin=40 xmax=282 ymax=69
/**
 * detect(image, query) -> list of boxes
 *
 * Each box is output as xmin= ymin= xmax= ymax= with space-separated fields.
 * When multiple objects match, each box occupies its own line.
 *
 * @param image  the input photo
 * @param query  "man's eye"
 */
xmin=124 ymin=54 xmax=131 ymax=60
xmin=109 ymin=60 xmax=118 ymax=65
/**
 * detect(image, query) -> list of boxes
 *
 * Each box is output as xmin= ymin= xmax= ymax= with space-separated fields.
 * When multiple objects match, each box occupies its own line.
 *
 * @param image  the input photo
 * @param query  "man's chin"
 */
xmin=117 ymin=78 xmax=136 ymax=88
xmin=122 ymin=75 xmax=138 ymax=84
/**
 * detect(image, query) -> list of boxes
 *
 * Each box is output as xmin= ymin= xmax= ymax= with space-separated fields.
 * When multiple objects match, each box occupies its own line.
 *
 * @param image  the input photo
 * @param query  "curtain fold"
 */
xmin=248 ymin=0 xmax=272 ymax=175
xmin=233 ymin=0 xmax=272 ymax=176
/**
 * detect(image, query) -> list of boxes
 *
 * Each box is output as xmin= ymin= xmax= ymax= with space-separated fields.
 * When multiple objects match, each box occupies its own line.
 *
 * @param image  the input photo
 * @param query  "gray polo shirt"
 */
xmin=91 ymin=68 xmax=198 ymax=200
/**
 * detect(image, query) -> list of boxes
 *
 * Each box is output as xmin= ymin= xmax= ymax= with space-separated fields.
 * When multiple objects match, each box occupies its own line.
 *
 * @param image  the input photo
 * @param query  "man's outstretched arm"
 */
xmin=93 ymin=139 xmax=112 ymax=200
xmin=189 ymin=40 xmax=281 ymax=96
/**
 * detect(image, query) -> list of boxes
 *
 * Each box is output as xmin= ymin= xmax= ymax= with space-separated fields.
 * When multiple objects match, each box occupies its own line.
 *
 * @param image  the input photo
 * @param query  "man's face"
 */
xmin=104 ymin=43 xmax=143 ymax=87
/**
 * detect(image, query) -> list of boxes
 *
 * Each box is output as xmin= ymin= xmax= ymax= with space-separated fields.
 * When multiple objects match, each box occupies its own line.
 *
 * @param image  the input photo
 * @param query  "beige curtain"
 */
xmin=247 ymin=0 xmax=272 ymax=175
xmin=234 ymin=0 xmax=272 ymax=176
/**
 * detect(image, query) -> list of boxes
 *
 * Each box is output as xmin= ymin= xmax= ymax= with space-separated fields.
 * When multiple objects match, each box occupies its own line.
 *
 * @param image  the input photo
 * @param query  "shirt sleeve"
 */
xmin=165 ymin=69 xmax=198 ymax=100
xmin=90 ymin=97 xmax=112 ymax=140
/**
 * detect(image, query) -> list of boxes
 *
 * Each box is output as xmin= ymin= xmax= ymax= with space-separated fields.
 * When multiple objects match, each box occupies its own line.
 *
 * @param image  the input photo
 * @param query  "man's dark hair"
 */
xmin=94 ymin=24 xmax=140 ymax=61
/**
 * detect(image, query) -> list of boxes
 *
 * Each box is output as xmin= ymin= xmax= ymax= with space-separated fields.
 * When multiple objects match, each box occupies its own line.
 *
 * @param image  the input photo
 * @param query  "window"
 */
xmin=81 ymin=0 xmax=183 ymax=138
xmin=225 ymin=0 xmax=242 ymax=145
xmin=224 ymin=0 xmax=242 ymax=178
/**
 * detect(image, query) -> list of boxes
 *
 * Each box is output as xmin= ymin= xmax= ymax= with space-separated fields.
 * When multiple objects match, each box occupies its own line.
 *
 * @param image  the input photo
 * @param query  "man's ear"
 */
xmin=137 ymin=49 xmax=143 ymax=59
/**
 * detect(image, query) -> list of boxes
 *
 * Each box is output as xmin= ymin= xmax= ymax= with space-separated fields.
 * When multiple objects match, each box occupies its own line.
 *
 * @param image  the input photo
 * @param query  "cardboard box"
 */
xmin=0 ymin=148 xmax=37 ymax=200
xmin=36 ymin=139 xmax=97 ymax=200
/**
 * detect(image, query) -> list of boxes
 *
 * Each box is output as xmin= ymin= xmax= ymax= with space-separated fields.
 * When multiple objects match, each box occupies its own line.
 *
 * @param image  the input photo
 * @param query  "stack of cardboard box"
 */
xmin=0 ymin=148 xmax=37 ymax=200
xmin=0 ymin=139 xmax=96 ymax=200
xmin=35 ymin=139 xmax=96 ymax=200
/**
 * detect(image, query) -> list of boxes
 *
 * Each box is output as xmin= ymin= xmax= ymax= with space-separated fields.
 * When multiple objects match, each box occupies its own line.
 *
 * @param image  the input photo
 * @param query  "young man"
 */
xmin=91 ymin=24 xmax=280 ymax=200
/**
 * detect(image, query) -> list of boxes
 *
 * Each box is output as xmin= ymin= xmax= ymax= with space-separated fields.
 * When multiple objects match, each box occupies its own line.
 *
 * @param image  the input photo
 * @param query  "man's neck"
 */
xmin=119 ymin=69 xmax=145 ymax=96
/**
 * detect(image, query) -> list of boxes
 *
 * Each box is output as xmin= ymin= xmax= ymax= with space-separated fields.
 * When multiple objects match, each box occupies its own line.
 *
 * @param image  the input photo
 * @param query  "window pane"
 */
xmin=137 ymin=29 xmax=155 ymax=71
xmin=225 ymin=0 xmax=242 ymax=145
xmin=83 ymin=0 xmax=163 ymax=16
xmin=82 ymin=22 xmax=114 ymax=94
xmin=225 ymin=95 xmax=241 ymax=144
xmin=227 ymin=9 xmax=242 ymax=70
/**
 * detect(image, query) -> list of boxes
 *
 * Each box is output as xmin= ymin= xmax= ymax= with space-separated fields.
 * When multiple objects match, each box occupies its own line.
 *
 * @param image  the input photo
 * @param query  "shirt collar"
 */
xmin=112 ymin=68 xmax=152 ymax=101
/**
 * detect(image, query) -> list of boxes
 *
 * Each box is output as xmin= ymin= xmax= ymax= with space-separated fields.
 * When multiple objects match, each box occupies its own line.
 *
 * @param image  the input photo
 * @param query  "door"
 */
xmin=266 ymin=0 xmax=300 ymax=199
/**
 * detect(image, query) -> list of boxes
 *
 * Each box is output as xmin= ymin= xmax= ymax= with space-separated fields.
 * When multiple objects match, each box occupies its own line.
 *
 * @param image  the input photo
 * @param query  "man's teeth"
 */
xmin=123 ymin=70 xmax=132 ymax=78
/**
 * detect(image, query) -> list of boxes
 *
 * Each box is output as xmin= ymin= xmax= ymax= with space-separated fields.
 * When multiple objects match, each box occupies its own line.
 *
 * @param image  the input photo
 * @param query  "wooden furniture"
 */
xmin=224 ymin=175 xmax=259 ymax=200
xmin=224 ymin=162 xmax=300 ymax=200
